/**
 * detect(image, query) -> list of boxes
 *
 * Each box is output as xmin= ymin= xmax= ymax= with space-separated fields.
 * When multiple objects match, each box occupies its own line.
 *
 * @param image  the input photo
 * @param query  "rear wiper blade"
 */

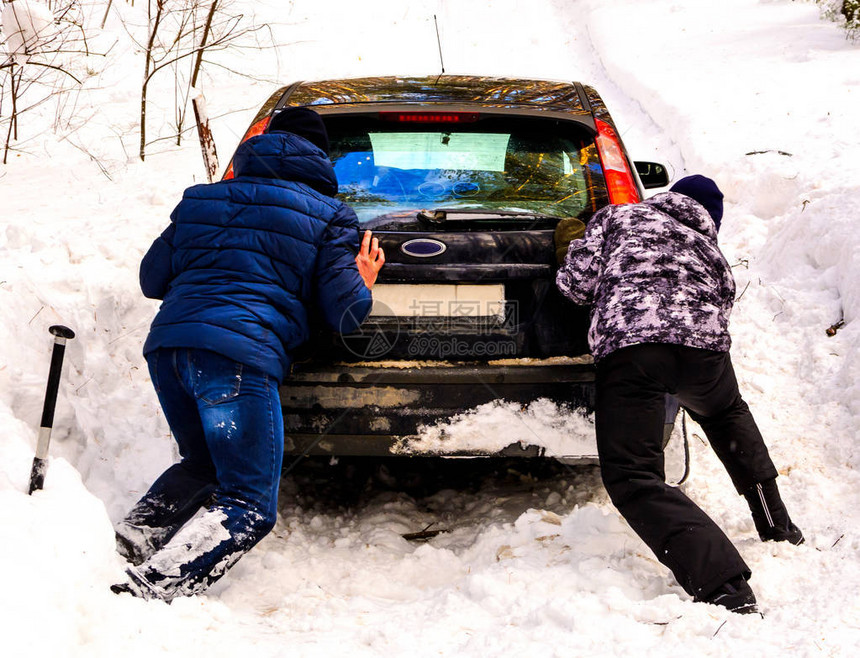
xmin=417 ymin=209 xmax=558 ymax=224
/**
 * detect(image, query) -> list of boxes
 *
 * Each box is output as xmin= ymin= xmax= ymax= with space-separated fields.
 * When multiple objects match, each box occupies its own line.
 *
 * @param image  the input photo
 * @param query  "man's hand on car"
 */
xmin=356 ymin=229 xmax=385 ymax=289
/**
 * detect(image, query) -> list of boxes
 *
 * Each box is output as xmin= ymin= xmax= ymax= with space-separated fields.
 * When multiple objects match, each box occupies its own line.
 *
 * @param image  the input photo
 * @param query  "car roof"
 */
xmin=279 ymin=75 xmax=594 ymax=117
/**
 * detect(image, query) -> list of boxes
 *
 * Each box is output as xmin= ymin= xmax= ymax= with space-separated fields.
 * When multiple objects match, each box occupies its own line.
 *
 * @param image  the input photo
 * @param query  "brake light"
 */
xmin=379 ymin=112 xmax=480 ymax=124
xmin=222 ymin=116 xmax=272 ymax=180
xmin=594 ymin=119 xmax=640 ymax=204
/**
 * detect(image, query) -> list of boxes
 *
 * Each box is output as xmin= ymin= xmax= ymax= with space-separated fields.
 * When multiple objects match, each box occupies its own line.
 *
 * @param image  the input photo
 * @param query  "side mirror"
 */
xmin=634 ymin=161 xmax=670 ymax=189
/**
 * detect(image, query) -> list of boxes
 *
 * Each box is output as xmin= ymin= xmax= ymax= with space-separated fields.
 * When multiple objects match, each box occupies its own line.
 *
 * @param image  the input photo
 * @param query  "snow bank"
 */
xmin=2 ymin=0 xmax=860 ymax=655
xmin=1 ymin=0 xmax=56 ymax=65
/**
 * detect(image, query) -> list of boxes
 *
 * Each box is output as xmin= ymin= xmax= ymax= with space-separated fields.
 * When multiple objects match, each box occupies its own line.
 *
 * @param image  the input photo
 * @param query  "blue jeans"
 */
xmin=117 ymin=348 xmax=283 ymax=599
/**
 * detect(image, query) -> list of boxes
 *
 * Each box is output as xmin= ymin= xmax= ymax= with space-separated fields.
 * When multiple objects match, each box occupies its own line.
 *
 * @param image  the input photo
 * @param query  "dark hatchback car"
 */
xmin=224 ymin=75 xmax=671 ymax=461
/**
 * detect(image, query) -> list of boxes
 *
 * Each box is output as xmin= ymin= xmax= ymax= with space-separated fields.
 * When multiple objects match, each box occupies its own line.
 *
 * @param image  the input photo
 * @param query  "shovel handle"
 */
xmin=28 ymin=325 xmax=75 ymax=494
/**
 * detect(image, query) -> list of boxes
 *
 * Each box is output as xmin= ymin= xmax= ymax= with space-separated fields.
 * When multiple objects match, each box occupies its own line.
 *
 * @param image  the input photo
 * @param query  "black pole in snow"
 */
xmin=27 ymin=325 xmax=76 ymax=495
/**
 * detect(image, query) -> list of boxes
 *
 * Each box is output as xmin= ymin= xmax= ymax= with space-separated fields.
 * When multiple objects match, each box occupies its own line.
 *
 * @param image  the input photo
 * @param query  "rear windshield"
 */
xmin=324 ymin=115 xmax=608 ymax=223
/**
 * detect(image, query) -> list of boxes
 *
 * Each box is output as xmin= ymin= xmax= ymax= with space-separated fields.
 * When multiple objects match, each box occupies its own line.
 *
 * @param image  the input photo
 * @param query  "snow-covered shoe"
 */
xmin=744 ymin=479 xmax=805 ymax=545
xmin=110 ymin=566 xmax=169 ymax=602
xmin=700 ymin=576 xmax=759 ymax=615
xmin=114 ymin=521 xmax=173 ymax=566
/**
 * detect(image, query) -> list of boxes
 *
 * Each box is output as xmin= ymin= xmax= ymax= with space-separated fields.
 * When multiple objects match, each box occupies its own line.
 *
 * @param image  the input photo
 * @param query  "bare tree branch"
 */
xmin=136 ymin=0 xmax=267 ymax=159
xmin=25 ymin=61 xmax=82 ymax=85
xmin=139 ymin=0 xmax=167 ymax=160
xmin=1 ymin=0 xmax=91 ymax=162
xmin=192 ymin=0 xmax=218 ymax=89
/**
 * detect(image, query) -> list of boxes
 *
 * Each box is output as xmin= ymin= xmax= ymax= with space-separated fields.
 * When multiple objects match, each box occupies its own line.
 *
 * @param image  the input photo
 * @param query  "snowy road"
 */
xmin=2 ymin=0 xmax=860 ymax=656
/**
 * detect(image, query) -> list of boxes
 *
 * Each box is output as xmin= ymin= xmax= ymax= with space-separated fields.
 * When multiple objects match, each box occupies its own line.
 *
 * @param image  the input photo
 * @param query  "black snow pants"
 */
xmin=594 ymin=343 xmax=779 ymax=599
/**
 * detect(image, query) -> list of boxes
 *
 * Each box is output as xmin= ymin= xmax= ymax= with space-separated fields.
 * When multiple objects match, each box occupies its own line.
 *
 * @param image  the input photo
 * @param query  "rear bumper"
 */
xmin=280 ymin=358 xmax=598 ymax=459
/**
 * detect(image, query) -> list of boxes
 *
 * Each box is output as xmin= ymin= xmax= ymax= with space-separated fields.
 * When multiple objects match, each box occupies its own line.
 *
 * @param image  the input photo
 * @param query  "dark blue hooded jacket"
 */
xmin=140 ymin=132 xmax=372 ymax=382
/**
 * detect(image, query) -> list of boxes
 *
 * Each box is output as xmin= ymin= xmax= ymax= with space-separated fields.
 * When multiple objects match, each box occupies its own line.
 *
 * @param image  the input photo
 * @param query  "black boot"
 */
xmin=744 ymin=479 xmax=804 ymax=545
xmin=699 ymin=575 xmax=760 ymax=615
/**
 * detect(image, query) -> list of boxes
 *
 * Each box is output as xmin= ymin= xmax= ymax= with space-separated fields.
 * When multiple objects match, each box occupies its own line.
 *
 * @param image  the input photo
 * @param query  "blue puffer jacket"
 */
xmin=140 ymin=132 xmax=372 ymax=382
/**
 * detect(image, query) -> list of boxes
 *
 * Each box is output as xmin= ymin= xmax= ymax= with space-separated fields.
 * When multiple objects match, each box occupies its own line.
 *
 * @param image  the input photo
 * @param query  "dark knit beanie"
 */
xmin=268 ymin=107 xmax=330 ymax=154
xmin=670 ymin=174 xmax=724 ymax=231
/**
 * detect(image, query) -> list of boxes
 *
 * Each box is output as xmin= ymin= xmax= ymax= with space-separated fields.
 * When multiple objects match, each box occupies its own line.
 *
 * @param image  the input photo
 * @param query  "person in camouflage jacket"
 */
xmin=556 ymin=175 xmax=803 ymax=614
xmin=556 ymin=186 xmax=734 ymax=360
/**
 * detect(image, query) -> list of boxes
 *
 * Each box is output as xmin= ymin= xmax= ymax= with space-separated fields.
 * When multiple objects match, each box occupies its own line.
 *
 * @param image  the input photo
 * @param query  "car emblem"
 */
xmin=400 ymin=238 xmax=447 ymax=258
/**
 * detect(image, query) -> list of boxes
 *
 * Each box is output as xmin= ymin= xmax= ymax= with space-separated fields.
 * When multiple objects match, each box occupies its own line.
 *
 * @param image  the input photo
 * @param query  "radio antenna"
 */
xmin=434 ymin=15 xmax=445 ymax=84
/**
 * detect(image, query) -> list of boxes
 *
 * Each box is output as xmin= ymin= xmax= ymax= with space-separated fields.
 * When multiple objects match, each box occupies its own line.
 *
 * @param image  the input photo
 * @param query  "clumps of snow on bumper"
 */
xmin=400 ymin=398 xmax=596 ymax=458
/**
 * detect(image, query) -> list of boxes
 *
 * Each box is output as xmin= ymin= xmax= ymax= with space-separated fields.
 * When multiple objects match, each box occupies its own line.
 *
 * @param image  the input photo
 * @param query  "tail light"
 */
xmin=594 ymin=119 xmax=640 ymax=204
xmin=379 ymin=112 xmax=480 ymax=124
xmin=222 ymin=116 xmax=272 ymax=180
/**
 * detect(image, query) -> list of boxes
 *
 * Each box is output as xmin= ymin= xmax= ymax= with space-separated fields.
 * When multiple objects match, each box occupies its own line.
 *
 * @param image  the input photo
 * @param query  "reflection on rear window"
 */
xmin=327 ymin=117 xmax=607 ymax=223
xmin=369 ymin=133 xmax=510 ymax=171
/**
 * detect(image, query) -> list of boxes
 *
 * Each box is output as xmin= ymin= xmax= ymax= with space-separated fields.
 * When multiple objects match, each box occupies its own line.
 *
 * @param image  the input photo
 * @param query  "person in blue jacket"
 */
xmin=112 ymin=107 xmax=385 ymax=601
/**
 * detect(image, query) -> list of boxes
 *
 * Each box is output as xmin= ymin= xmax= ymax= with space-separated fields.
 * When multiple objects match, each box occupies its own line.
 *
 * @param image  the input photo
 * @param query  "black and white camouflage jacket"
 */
xmin=555 ymin=191 xmax=736 ymax=362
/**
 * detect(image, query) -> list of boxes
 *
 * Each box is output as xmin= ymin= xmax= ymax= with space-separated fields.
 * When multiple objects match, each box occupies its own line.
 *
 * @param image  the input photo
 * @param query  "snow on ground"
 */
xmin=2 ymin=0 xmax=860 ymax=655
